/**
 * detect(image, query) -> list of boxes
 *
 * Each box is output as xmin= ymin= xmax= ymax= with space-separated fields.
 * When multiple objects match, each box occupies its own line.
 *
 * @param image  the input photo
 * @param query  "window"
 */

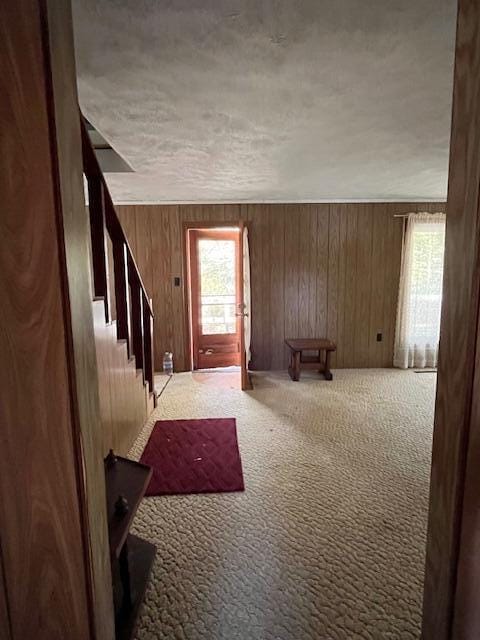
xmin=198 ymin=239 xmax=236 ymax=335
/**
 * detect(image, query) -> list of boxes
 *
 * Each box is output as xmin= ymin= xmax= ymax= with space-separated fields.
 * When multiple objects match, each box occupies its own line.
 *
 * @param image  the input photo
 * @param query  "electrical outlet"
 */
xmin=376 ymin=332 xmax=383 ymax=342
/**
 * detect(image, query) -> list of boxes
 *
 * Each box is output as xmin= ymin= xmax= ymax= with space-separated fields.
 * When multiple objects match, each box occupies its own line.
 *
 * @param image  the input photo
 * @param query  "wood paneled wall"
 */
xmin=423 ymin=1 xmax=480 ymax=638
xmin=45 ymin=2 xmax=115 ymax=637
xmin=93 ymin=300 xmax=155 ymax=456
xmin=117 ymin=202 xmax=445 ymax=372
xmin=0 ymin=1 xmax=111 ymax=638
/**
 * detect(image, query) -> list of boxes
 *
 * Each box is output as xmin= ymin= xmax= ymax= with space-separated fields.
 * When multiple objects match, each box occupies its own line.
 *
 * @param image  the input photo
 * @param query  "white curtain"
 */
xmin=243 ymin=227 xmax=251 ymax=366
xmin=394 ymin=212 xmax=446 ymax=369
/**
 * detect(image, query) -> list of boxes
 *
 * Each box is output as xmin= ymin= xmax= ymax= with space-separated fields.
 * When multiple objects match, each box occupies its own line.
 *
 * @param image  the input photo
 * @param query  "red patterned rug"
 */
xmin=140 ymin=418 xmax=245 ymax=496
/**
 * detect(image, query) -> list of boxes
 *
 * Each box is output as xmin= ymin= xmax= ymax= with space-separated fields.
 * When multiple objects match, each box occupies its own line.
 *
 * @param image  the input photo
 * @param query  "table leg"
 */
xmin=293 ymin=351 xmax=300 ymax=381
xmin=324 ymin=349 xmax=333 ymax=380
xmin=288 ymin=351 xmax=294 ymax=380
xmin=288 ymin=350 xmax=301 ymax=381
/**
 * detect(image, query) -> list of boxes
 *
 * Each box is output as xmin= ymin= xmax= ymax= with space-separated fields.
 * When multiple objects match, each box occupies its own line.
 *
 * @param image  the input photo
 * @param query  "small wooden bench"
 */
xmin=285 ymin=338 xmax=336 ymax=381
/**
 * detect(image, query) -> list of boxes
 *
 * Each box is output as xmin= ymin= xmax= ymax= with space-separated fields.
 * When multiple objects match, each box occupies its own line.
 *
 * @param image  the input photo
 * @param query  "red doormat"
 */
xmin=140 ymin=418 xmax=245 ymax=496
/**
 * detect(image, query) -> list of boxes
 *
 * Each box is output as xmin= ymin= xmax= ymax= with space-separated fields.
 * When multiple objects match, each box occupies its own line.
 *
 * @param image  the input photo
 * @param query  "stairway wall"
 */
xmin=0 ymin=1 xmax=114 ymax=638
xmin=93 ymin=300 xmax=155 ymax=456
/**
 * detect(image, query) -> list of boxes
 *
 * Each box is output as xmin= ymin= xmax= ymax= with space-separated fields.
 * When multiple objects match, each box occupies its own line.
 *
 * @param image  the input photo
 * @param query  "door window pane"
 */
xmin=198 ymin=239 xmax=236 ymax=334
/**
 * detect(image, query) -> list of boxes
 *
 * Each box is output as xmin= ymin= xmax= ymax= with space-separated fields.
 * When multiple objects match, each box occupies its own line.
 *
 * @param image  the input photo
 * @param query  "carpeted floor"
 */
xmin=130 ymin=369 xmax=436 ymax=640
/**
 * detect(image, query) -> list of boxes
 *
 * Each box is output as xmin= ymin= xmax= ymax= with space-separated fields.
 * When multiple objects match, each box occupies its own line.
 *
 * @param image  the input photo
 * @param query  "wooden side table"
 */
xmin=285 ymin=338 xmax=336 ymax=381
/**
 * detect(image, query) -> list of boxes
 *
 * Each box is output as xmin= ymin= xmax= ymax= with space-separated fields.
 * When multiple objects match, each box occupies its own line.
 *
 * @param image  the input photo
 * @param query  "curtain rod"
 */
xmin=393 ymin=212 xmax=445 ymax=218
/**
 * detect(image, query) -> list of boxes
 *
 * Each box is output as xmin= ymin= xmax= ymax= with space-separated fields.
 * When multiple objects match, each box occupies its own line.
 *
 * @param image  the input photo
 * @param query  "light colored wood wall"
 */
xmin=117 ymin=202 xmax=445 ymax=372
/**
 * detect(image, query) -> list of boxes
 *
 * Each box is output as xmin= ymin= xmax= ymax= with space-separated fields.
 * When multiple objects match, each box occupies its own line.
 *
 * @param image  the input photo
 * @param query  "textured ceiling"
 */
xmin=72 ymin=0 xmax=456 ymax=203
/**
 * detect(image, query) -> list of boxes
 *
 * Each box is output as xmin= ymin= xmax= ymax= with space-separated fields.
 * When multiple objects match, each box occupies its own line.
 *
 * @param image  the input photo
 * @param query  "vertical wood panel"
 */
xmin=284 ymin=205 xmax=300 ymax=365
xmin=390 ymin=213 xmax=404 ymax=365
xmin=116 ymin=206 xmax=137 ymax=255
xmin=353 ymin=204 xmax=374 ymax=367
xmin=335 ymin=206 xmax=348 ymax=368
xmin=326 ymin=205 xmax=339 ymax=367
xmin=269 ymin=206 xmax=286 ymax=369
xmin=342 ymin=207 xmax=358 ymax=367
xmin=151 ymin=208 xmax=173 ymax=368
xmin=134 ymin=205 xmax=153 ymax=296
xmin=382 ymin=204 xmax=404 ymax=366
xmin=261 ymin=207 xmax=273 ymax=368
xmin=247 ymin=205 xmax=266 ymax=369
xmin=297 ymin=205 xmax=309 ymax=339
xmin=169 ymin=206 xmax=186 ymax=371
xmin=298 ymin=205 xmax=317 ymax=338
xmin=316 ymin=205 xmax=330 ymax=339
xmin=182 ymin=204 xmax=202 ymax=222
xmin=369 ymin=207 xmax=387 ymax=366
xmin=309 ymin=207 xmax=318 ymax=337
xmin=224 ymin=204 xmax=241 ymax=222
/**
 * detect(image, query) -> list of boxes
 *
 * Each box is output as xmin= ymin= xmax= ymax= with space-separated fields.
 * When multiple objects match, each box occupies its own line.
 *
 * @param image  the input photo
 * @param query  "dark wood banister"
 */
xmin=80 ymin=116 xmax=155 ymax=398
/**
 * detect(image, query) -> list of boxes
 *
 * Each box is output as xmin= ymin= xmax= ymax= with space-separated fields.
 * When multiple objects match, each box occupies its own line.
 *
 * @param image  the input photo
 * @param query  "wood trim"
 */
xmin=182 ymin=220 xmax=243 ymax=371
xmin=40 ymin=1 xmax=115 ymax=638
xmin=422 ymin=2 xmax=480 ymax=638
xmin=183 ymin=220 xmax=242 ymax=229
xmin=184 ymin=226 xmax=194 ymax=371
xmin=189 ymin=229 xmax=200 ymax=370
xmin=188 ymin=228 xmax=241 ymax=370
xmin=238 ymin=220 xmax=251 ymax=390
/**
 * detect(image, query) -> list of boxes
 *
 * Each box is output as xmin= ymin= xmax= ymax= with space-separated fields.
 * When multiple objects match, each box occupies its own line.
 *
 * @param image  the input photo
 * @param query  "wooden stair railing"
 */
xmin=80 ymin=117 xmax=156 ymax=401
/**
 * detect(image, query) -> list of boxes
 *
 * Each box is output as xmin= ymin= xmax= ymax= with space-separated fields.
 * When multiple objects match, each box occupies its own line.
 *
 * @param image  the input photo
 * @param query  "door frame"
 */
xmin=422 ymin=2 xmax=480 ymax=639
xmin=188 ymin=227 xmax=242 ymax=370
xmin=238 ymin=219 xmax=253 ymax=390
xmin=182 ymin=220 xmax=249 ymax=373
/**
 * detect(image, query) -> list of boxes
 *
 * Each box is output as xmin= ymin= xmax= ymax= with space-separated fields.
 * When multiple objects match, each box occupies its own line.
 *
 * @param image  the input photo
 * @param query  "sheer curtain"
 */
xmin=243 ymin=226 xmax=251 ymax=366
xmin=394 ymin=212 xmax=446 ymax=369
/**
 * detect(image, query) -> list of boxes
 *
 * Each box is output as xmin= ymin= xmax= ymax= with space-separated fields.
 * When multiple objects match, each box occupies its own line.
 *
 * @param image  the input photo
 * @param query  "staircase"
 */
xmin=81 ymin=117 xmax=156 ymax=455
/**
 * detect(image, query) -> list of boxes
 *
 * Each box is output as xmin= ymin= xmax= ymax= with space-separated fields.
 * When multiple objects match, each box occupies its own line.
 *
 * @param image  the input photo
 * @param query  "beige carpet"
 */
xmin=130 ymin=369 xmax=435 ymax=640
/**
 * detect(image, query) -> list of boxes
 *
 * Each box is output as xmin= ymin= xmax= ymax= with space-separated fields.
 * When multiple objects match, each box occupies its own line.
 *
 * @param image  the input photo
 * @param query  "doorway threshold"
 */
xmin=194 ymin=366 xmax=241 ymax=373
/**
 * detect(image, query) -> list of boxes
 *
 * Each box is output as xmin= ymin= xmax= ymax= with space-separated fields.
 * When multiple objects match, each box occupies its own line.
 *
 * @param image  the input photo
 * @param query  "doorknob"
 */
xmin=235 ymin=312 xmax=249 ymax=317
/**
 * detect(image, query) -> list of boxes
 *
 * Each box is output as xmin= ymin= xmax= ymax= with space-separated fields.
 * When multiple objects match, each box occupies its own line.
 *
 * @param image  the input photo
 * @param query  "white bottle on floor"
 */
xmin=163 ymin=351 xmax=174 ymax=376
